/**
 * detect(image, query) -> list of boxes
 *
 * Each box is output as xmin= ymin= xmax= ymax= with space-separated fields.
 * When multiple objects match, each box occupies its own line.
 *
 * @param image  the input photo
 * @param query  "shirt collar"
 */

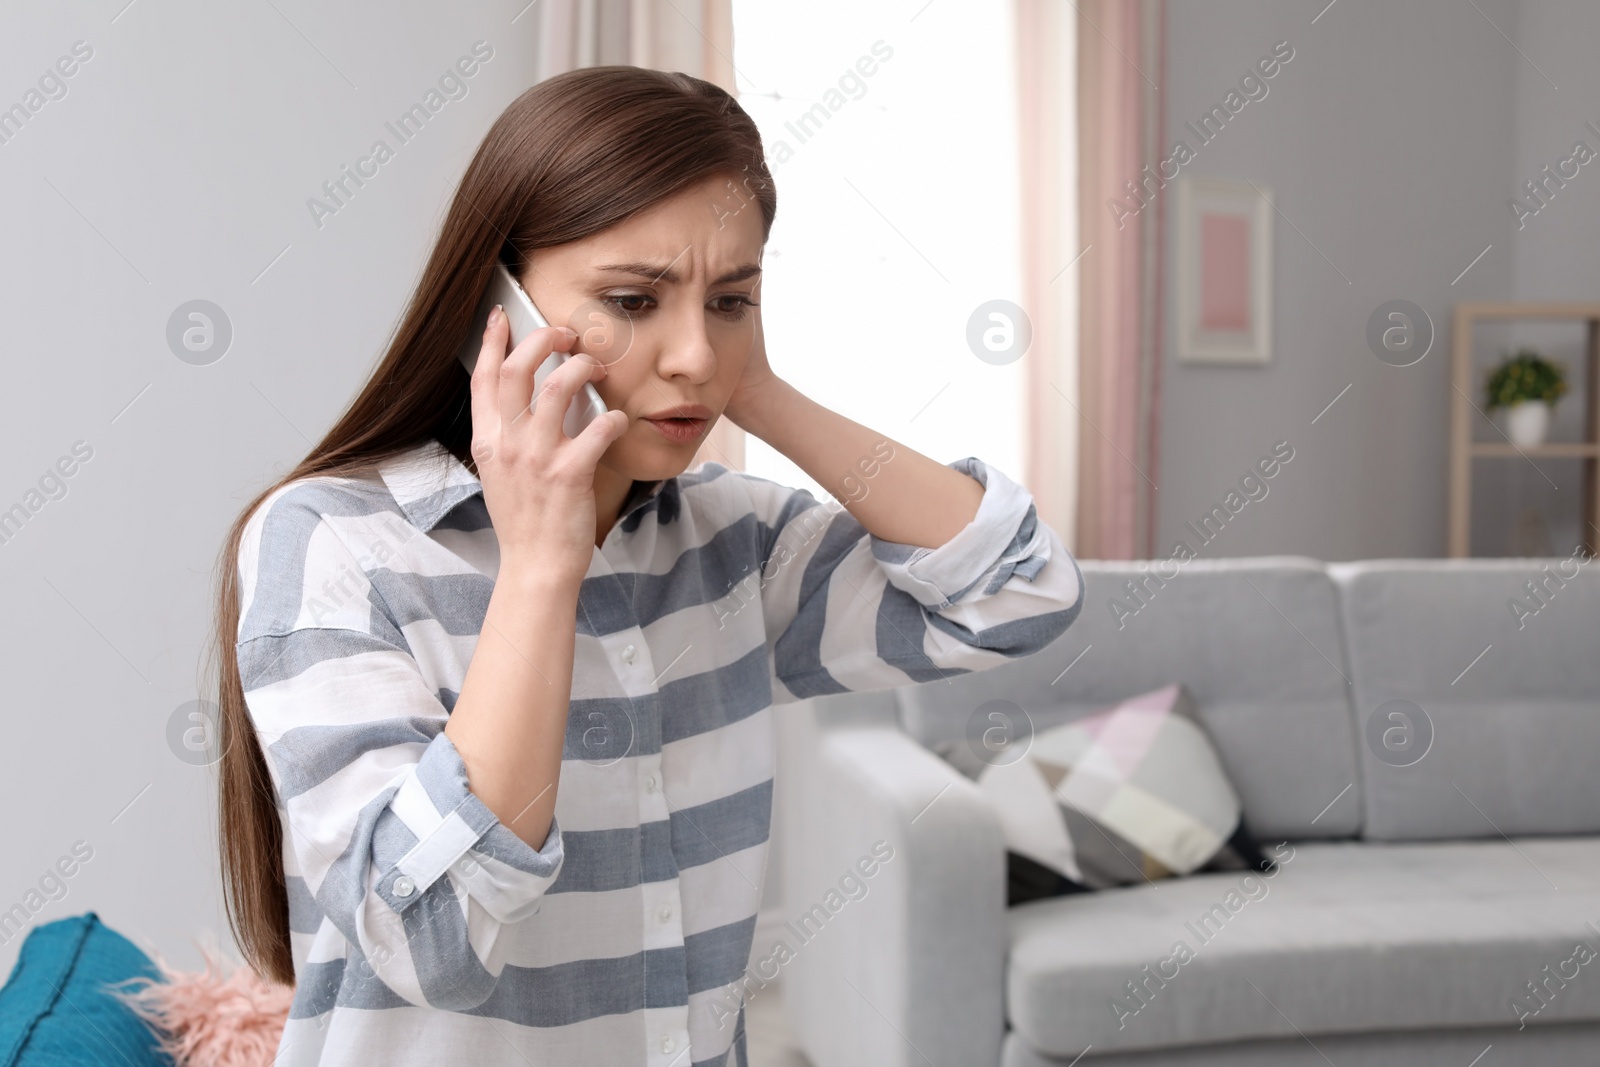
xmin=376 ymin=438 xmax=669 ymax=535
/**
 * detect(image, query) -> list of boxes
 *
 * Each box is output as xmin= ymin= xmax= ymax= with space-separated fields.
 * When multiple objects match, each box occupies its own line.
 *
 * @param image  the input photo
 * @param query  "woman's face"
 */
xmin=518 ymin=169 xmax=766 ymax=483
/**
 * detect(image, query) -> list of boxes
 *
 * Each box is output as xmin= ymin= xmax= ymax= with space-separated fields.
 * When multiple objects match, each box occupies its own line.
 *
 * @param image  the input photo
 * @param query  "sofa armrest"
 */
xmin=778 ymin=692 xmax=1005 ymax=1067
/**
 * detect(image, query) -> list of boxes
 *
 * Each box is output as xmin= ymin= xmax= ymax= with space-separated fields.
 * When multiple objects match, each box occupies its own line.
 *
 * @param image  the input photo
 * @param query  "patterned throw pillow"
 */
xmin=936 ymin=683 xmax=1273 ymax=905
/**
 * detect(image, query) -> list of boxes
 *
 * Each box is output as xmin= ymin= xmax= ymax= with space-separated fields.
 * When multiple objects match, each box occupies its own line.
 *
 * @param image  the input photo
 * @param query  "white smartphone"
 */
xmin=457 ymin=261 xmax=608 ymax=439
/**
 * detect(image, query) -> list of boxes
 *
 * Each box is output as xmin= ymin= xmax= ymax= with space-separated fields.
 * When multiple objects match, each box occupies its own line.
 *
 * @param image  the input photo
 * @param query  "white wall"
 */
xmin=1155 ymin=0 xmax=1526 ymax=560
xmin=1490 ymin=0 xmax=1600 ymax=556
xmin=1509 ymin=1 xmax=1600 ymax=303
xmin=0 ymin=0 xmax=550 ymax=974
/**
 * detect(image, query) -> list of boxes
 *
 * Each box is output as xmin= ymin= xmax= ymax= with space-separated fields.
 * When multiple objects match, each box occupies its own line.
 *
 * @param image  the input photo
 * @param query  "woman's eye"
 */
xmin=599 ymin=293 xmax=757 ymax=320
xmin=603 ymin=294 xmax=652 ymax=315
xmin=712 ymin=295 xmax=758 ymax=320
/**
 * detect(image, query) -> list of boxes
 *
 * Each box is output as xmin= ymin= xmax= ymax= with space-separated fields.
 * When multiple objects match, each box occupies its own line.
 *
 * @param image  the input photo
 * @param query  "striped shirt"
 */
xmin=235 ymin=436 xmax=1084 ymax=1066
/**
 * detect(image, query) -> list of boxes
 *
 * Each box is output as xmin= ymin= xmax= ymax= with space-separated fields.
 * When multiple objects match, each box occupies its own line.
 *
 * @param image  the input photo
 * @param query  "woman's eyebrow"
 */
xmin=594 ymin=261 xmax=762 ymax=286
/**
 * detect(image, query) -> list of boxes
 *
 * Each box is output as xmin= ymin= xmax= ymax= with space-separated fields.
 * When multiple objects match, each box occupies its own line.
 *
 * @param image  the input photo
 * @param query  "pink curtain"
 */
xmin=1076 ymin=0 xmax=1165 ymax=559
xmin=1015 ymin=0 xmax=1079 ymax=550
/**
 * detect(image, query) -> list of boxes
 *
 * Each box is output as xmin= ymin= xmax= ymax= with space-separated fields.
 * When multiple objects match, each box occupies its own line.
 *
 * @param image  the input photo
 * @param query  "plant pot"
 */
xmin=1497 ymin=401 xmax=1552 ymax=447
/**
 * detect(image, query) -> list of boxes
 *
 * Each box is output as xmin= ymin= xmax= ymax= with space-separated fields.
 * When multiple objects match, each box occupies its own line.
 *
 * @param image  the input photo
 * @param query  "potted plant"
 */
xmin=1485 ymin=348 xmax=1567 ymax=447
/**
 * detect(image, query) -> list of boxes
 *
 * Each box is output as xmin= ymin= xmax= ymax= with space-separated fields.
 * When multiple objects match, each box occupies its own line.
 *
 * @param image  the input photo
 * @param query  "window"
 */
xmin=730 ymin=1 xmax=1026 ymax=504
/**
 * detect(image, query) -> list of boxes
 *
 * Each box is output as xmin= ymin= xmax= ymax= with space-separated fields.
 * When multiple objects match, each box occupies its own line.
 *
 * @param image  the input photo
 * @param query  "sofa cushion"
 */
xmin=971 ymin=684 xmax=1269 ymax=891
xmin=1330 ymin=559 xmax=1600 ymax=840
xmin=1005 ymin=837 xmax=1600 ymax=1057
xmin=898 ymin=558 xmax=1361 ymax=839
xmin=0 ymin=912 xmax=173 ymax=1066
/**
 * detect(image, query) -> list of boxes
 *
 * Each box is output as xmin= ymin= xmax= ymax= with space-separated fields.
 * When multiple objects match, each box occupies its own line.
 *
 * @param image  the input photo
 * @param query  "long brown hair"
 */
xmin=210 ymin=66 xmax=777 ymax=985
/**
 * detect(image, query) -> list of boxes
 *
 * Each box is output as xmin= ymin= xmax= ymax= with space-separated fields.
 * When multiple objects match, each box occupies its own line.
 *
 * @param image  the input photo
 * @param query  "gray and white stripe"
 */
xmin=237 ymin=437 xmax=1083 ymax=1065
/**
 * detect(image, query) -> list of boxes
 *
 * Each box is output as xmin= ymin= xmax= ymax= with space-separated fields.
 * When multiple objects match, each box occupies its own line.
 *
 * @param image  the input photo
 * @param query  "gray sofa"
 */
xmin=774 ymin=556 xmax=1600 ymax=1066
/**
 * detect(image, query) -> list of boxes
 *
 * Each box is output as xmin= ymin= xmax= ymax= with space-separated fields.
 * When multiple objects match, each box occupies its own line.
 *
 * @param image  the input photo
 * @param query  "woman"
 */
xmin=213 ymin=65 xmax=1084 ymax=1065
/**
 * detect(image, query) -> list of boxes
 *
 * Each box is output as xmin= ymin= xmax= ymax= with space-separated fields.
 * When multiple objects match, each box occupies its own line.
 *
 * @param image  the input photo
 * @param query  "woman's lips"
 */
xmin=643 ymin=416 xmax=708 ymax=443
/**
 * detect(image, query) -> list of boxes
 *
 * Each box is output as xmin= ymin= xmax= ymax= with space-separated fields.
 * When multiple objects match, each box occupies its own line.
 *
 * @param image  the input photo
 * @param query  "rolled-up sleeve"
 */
xmin=743 ymin=456 xmax=1085 ymax=702
xmin=237 ymin=493 xmax=563 ymax=1011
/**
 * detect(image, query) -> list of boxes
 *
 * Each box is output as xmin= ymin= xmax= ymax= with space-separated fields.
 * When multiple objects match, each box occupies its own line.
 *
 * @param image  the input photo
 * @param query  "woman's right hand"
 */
xmin=468 ymin=304 xmax=631 ymax=585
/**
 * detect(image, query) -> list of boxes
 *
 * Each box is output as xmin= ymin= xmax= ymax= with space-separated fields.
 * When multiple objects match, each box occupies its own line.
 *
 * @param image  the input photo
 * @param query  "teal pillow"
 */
xmin=0 ymin=912 xmax=174 ymax=1066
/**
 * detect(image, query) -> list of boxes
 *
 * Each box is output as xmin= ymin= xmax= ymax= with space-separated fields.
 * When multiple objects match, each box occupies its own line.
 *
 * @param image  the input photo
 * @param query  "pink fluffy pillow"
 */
xmin=106 ymin=943 xmax=293 ymax=1067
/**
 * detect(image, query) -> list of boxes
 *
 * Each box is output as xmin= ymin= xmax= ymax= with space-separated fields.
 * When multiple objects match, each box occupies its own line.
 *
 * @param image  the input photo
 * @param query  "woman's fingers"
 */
xmin=564 ymin=406 xmax=630 ymax=471
xmin=469 ymin=305 xmax=511 ymax=464
xmin=468 ymin=307 xmax=616 ymax=474
xmin=526 ymin=351 xmax=607 ymax=447
xmin=500 ymin=325 xmax=576 ymax=430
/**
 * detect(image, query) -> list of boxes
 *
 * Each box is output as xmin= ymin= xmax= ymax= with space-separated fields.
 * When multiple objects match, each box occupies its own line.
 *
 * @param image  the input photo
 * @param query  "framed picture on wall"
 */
xmin=1175 ymin=177 xmax=1273 ymax=364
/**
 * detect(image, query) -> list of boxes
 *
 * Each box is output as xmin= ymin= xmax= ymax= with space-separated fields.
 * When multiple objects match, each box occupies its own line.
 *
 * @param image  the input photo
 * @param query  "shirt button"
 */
xmin=621 ymin=643 xmax=637 ymax=663
xmin=393 ymin=876 xmax=415 ymax=898
xmin=644 ymin=774 xmax=658 ymax=793
xmin=658 ymin=904 xmax=672 ymax=923
xmin=660 ymin=1036 xmax=675 ymax=1054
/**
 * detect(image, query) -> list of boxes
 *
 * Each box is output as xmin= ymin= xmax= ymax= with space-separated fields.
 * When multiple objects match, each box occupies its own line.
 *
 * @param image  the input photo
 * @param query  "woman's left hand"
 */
xmin=722 ymin=290 xmax=784 ymax=430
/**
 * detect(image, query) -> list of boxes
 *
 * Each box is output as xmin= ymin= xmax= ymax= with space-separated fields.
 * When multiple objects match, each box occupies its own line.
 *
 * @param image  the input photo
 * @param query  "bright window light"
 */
xmin=730 ymin=1 xmax=1026 ymax=505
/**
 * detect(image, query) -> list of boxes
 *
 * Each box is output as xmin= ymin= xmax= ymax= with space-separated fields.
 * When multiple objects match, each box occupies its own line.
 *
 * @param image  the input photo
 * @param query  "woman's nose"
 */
xmin=655 ymin=304 xmax=718 ymax=383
